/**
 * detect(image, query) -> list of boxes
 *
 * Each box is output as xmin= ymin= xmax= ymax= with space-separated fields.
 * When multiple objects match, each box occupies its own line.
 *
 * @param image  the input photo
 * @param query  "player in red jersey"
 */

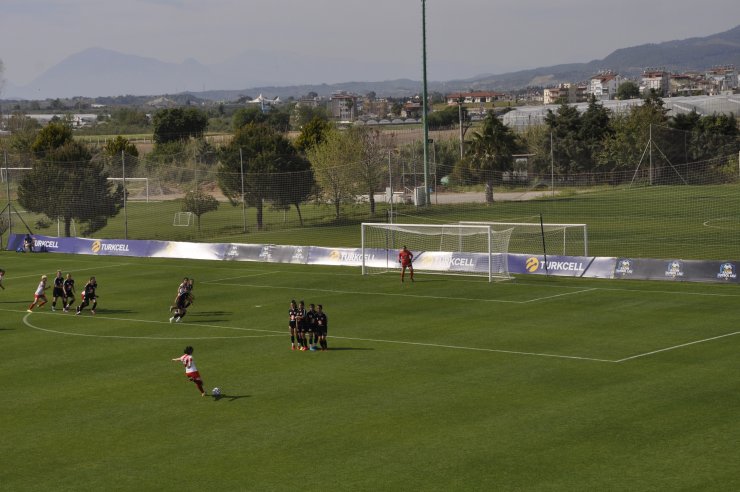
xmin=27 ymin=275 xmax=49 ymax=312
xmin=398 ymin=245 xmax=414 ymax=282
xmin=172 ymin=346 xmax=206 ymax=397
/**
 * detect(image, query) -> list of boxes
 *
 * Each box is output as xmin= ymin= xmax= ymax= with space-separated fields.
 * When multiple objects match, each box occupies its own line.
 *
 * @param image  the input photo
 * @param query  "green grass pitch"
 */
xmin=2 ymin=251 xmax=740 ymax=490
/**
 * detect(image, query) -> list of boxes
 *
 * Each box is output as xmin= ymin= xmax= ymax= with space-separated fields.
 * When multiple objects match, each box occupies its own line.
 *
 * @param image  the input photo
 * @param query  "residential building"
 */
xmin=329 ymin=91 xmax=358 ymax=121
xmin=641 ymin=69 xmax=671 ymax=96
xmin=543 ymin=83 xmax=587 ymax=105
xmin=705 ymin=65 xmax=737 ymax=92
xmin=588 ymin=71 xmax=621 ymax=100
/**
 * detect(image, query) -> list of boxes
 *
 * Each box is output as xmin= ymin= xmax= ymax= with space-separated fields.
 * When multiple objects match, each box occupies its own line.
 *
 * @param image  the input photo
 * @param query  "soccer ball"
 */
xmin=212 ymin=387 xmax=221 ymax=396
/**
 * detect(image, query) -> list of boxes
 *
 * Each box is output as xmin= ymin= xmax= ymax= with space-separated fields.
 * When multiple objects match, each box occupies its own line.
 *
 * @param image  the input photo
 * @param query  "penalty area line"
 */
xmin=331 ymin=334 xmax=617 ymax=363
xmin=614 ymin=330 xmax=740 ymax=363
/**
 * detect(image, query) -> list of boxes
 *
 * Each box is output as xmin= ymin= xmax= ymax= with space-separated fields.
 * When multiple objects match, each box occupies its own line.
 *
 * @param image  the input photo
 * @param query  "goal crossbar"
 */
xmin=459 ymin=221 xmax=588 ymax=257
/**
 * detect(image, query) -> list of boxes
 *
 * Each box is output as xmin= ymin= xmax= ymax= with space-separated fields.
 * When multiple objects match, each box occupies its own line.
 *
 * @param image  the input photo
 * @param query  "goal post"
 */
xmin=459 ymin=221 xmax=588 ymax=257
xmin=361 ymin=223 xmax=514 ymax=282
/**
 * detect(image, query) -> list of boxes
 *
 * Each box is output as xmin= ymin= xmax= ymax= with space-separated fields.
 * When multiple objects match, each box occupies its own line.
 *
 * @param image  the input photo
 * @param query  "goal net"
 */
xmin=361 ymin=223 xmax=513 ymax=282
xmin=173 ymin=212 xmax=193 ymax=227
xmin=460 ymin=222 xmax=588 ymax=256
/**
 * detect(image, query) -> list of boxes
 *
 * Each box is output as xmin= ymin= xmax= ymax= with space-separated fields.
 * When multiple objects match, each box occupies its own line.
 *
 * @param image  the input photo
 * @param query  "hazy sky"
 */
xmin=2 ymin=0 xmax=739 ymax=85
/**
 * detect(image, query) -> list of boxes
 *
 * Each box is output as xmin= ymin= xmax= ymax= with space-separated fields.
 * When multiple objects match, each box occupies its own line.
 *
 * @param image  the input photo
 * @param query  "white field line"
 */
xmin=6 ymin=262 xmax=132 ymax=280
xmin=201 ymin=280 xmax=527 ymax=304
xmin=614 ymin=331 xmax=740 ymax=363
xmin=331 ymin=335 xmax=617 ymax=363
xmin=521 ymin=288 xmax=597 ymax=303
xmin=205 ymin=271 xmax=276 ymax=282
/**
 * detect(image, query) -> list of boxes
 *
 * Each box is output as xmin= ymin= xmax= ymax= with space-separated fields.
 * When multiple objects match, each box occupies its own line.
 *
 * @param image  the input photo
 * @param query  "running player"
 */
xmin=184 ymin=278 xmax=195 ymax=308
xmin=306 ymin=303 xmax=318 ymax=351
xmin=289 ymin=299 xmax=298 ymax=351
xmin=398 ymin=245 xmax=414 ymax=282
xmin=296 ymin=300 xmax=307 ymax=351
xmin=27 ymin=275 xmax=49 ymax=312
xmin=76 ymin=276 xmax=98 ymax=315
xmin=172 ymin=346 xmax=206 ymax=397
xmin=170 ymin=277 xmax=189 ymax=313
xmin=51 ymin=270 xmax=65 ymax=312
xmin=0 ymin=268 xmax=5 ymax=290
xmin=316 ymin=304 xmax=328 ymax=351
xmin=63 ymin=273 xmax=75 ymax=312
xmin=169 ymin=288 xmax=189 ymax=323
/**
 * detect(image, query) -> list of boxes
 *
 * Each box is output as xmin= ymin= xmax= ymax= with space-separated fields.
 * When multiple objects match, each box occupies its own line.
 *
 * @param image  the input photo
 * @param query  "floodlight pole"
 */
xmin=240 ymin=147 xmax=246 ymax=233
xmin=4 ymin=150 xmax=10 ymax=240
xmin=121 ymin=150 xmax=128 ymax=239
xmin=421 ymin=0 xmax=430 ymax=206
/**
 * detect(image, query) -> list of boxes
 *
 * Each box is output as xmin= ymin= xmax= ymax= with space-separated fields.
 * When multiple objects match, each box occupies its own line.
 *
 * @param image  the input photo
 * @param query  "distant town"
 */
xmin=1 ymin=65 xmax=738 ymax=133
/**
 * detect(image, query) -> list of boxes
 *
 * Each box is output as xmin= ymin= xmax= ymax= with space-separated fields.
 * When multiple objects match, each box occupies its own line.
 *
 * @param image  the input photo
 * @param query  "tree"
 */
xmin=17 ymin=140 xmax=123 ymax=236
xmin=349 ymin=127 xmax=394 ymax=216
xmin=453 ymin=112 xmax=518 ymax=203
xmin=217 ymin=123 xmax=312 ymax=230
xmin=598 ymin=95 xmax=669 ymax=177
xmin=104 ymin=136 xmax=140 ymax=176
xmin=306 ymin=129 xmax=359 ymax=219
xmin=31 ymin=121 xmax=73 ymax=155
xmin=182 ymin=189 xmax=219 ymax=232
xmin=294 ymin=116 xmax=333 ymax=154
xmin=616 ymin=81 xmax=640 ymax=100
xmin=152 ymin=108 xmax=208 ymax=144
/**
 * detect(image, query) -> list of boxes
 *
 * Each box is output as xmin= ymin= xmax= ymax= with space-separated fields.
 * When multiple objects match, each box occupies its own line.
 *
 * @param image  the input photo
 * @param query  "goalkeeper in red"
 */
xmin=398 ymin=245 xmax=414 ymax=282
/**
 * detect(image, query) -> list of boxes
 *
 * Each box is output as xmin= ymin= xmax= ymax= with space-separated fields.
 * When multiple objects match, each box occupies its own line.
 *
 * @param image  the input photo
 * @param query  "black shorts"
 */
xmin=317 ymin=328 xmax=327 ymax=336
xmin=289 ymin=320 xmax=296 ymax=329
xmin=64 ymin=291 xmax=74 ymax=300
xmin=53 ymin=287 xmax=65 ymax=297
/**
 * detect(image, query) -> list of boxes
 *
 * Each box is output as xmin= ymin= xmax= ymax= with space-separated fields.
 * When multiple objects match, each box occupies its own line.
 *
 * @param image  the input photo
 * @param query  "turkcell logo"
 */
xmin=34 ymin=239 xmax=59 ymax=250
xmin=91 ymin=240 xmax=130 ymax=253
xmin=525 ymin=256 xmax=584 ymax=273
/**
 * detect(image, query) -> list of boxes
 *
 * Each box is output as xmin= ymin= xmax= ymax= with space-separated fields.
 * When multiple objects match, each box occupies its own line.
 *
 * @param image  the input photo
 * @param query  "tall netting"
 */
xmin=361 ymin=223 xmax=513 ymax=281
xmin=2 ymin=119 xmax=740 ymax=260
xmin=460 ymin=221 xmax=588 ymax=256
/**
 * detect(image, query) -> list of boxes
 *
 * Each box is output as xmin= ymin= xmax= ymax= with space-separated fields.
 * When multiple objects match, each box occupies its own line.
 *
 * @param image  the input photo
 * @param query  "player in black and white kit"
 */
xmin=51 ymin=270 xmax=65 ymax=312
xmin=76 ymin=276 xmax=98 ymax=315
xmin=289 ymin=300 xmax=298 ymax=351
xmin=63 ymin=273 xmax=75 ymax=312
xmin=296 ymin=300 xmax=307 ymax=351
xmin=315 ymin=304 xmax=328 ymax=351
xmin=306 ymin=303 xmax=318 ymax=351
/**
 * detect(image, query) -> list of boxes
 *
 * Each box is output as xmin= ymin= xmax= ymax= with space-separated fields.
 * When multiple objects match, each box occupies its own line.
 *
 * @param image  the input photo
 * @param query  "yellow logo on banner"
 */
xmin=525 ymin=257 xmax=539 ymax=272
xmin=329 ymin=250 xmax=341 ymax=261
xmin=91 ymin=240 xmax=102 ymax=253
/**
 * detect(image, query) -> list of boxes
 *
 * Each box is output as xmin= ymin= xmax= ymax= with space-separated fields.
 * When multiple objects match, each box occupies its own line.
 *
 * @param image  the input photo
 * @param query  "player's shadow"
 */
xmin=0 ymin=328 xmax=15 ymax=331
xmin=191 ymin=311 xmax=231 ymax=316
xmin=95 ymin=309 xmax=135 ymax=314
xmin=324 ymin=347 xmax=374 ymax=351
xmin=213 ymin=393 xmax=250 ymax=402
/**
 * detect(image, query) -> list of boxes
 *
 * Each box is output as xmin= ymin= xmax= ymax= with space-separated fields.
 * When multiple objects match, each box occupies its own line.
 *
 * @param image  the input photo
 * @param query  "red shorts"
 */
xmin=186 ymin=371 xmax=201 ymax=381
xmin=401 ymin=262 xmax=412 ymax=268
xmin=34 ymin=294 xmax=47 ymax=301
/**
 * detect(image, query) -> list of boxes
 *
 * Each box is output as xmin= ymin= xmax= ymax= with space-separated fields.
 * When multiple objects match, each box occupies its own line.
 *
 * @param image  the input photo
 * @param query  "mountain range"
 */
xmin=3 ymin=25 xmax=740 ymax=101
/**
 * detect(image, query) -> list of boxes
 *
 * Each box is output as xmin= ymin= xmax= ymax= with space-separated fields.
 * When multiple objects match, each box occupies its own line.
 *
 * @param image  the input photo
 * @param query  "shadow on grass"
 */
xmin=323 ymin=347 xmax=374 ymax=351
xmin=189 ymin=311 xmax=233 ymax=317
xmin=213 ymin=394 xmax=250 ymax=402
xmin=92 ymin=309 xmax=135 ymax=314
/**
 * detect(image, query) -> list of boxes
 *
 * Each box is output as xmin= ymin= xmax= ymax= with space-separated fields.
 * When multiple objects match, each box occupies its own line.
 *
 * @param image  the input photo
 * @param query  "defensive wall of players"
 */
xmin=6 ymin=233 xmax=740 ymax=284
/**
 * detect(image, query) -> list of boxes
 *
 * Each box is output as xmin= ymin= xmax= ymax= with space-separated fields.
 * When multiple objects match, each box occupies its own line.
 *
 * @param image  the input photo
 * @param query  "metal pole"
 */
xmin=649 ymin=124 xmax=653 ymax=186
xmin=421 ymin=0 xmax=430 ymax=206
xmin=550 ymin=132 xmax=555 ymax=197
xmin=4 ymin=150 xmax=10 ymax=242
xmin=388 ymin=150 xmax=393 ymax=223
xmin=458 ymin=101 xmax=464 ymax=160
xmin=122 ymin=150 xmax=128 ymax=239
xmin=240 ymin=148 xmax=246 ymax=233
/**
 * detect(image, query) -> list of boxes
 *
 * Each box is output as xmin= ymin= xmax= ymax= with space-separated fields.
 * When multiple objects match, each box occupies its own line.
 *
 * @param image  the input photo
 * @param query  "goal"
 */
xmin=361 ymin=223 xmax=514 ymax=282
xmin=173 ymin=212 xmax=193 ymax=227
xmin=459 ymin=222 xmax=588 ymax=256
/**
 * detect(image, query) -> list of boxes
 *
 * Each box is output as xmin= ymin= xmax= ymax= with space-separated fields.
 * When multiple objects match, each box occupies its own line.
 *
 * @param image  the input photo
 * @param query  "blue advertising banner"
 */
xmin=8 ymin=234 xmax=738 ymax=283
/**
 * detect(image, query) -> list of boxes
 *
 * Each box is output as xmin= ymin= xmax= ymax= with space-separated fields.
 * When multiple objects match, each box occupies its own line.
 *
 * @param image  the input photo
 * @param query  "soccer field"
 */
xmin=2 ymin=251 xmax=740 ymax=491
